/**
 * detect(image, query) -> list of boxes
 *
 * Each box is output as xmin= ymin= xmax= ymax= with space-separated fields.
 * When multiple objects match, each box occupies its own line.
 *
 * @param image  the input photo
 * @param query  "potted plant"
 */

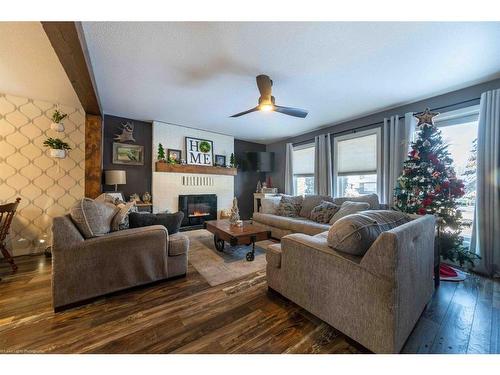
xmin=43 ymin=137 xmax=71 ymax=158
xmin=51 ymin=109 xmax=67 ymax=132
xmin=157 ymin=143 xmax=166 ymax=162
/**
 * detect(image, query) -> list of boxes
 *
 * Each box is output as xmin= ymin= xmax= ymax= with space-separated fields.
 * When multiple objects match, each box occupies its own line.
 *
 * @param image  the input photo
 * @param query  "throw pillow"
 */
xmin=332 ymin=193 xmax=380 ymax=210
xmin=329 ymin=201 xmax=370 ymax=224
xmin=70 ymin=198 xmax=119 ymax=239
xmin=299 ymin=195 xmax=334 ymax=218
xmin=129 ymin=211 xmax=185 ymax=235
xmin=276 ymin=195 xmax=303 ymax=217
xmin=310 ymin=201 xmax=339 ymax=223
xmin=327 ymin=210 xmax=412 ymax=256
xmin=111 ymin=201 xmax=136 ymax=231
xmin=260 ymin=196 xmax=282 ymax=214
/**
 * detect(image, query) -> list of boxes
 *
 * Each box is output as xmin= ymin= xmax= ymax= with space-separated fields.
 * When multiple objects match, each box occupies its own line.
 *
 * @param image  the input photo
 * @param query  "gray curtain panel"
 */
xmin=314 ymin=134 xmax=333 ymax=196
xmin=381 ymin=113 xmax=416 ymax=206
xmin=284 ymin=143 xmax=294 ymax=195
xmin=471 ymin=89 xmax=500 ymax=278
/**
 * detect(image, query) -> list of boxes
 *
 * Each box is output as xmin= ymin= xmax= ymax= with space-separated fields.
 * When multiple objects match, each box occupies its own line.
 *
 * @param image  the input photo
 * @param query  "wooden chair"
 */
xmin=0 ymin=197 xmax=20 ymax=273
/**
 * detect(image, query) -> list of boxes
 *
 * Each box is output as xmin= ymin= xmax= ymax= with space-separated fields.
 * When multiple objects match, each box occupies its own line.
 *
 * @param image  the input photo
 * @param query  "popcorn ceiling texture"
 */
xmin=0 ymin=93 xmax=85 ymax=256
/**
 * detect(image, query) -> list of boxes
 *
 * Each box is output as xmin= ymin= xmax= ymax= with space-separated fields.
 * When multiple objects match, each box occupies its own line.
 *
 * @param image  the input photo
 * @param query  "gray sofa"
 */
xmin=266 ymin=214 xmax=436 ymax=353
xmin=51 ymin=215 xmax=189 ymax=310
xmin=253 ymin=193 xmax=382 ymax=239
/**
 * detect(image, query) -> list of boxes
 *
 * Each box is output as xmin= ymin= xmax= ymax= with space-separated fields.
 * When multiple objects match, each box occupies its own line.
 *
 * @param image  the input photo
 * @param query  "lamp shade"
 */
xmin=105 ymin=170 xmax=126 ymax=185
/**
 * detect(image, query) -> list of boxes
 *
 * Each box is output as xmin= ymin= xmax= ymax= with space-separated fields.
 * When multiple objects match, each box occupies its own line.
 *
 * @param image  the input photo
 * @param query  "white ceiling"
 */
xmin=82 ymin=22 xmax=500 ymax=144
xmin=0 ymin=22 xmax=81 ymax=108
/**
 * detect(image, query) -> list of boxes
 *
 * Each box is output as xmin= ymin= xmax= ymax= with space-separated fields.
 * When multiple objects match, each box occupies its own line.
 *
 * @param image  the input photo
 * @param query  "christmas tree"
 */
xmin=157 ymin=143 xmax=166 ymax=161
xmin=394 ymin=108 xmax=479 ymax=267
xmin=462 ymin=138 xmax=477 ymax=195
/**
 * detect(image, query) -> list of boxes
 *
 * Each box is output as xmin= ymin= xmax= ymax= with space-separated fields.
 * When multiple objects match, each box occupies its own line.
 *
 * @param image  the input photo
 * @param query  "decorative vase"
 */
xmin=142 ymin=192 xmax=152 ymax=204
xmin=229 ymin=197 xmax=240 ymax=225
xmin=50 ymin=122 xmax=65 ymax=132
xmin=49 ymin=149 xmax=66 ymax=158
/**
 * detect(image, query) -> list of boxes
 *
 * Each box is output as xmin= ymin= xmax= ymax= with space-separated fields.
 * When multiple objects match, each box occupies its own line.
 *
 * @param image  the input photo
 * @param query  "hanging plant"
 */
xmin=51 ymin=109 xmax=67 ymax=123
xmin=51 ymin=109 xmax=68 ymax=132
xmin=199 ymin=141 xmax=211 ymax=153
xmin=43 ymin=137 xmax=71 ymax=158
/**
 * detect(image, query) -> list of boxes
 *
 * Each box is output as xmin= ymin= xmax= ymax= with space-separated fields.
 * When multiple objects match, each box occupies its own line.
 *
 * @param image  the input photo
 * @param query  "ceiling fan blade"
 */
xmin=274 ymin=105 xmax=308 ymax=118
xmin=230 ymin=106 xmax=259 ymax=118
xmin=256 ymin=75 xmax=272 ymax=97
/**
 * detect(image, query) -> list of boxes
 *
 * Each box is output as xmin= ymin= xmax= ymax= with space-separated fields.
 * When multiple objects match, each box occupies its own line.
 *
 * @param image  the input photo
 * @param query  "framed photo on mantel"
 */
xmin=185 ymin=137 xmax=213 ymax=166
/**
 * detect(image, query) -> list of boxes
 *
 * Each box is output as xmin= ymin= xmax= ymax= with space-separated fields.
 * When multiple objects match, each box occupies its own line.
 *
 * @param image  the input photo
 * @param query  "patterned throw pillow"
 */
xmin=276 ymin=195 xmax=303 ymax=217
xmin=96 ymin=193 xmax=137 ymax=231
xmin=310 ymin=201 xmax=339 ymax=223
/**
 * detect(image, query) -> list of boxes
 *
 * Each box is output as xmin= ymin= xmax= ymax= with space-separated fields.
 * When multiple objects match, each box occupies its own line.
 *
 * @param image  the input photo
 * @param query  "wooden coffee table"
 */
xmin=204 ymin=220 xmax=271 ymax=261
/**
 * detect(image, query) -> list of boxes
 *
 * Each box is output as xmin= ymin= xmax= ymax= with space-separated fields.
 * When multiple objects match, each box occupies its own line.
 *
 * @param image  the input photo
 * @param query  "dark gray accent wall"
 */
xmin=234 ymin=139 xmax=266 ymax=220
xmin=102 ymin=115 xmax=153 ymax=200
xmin=267 ymin=78 xmax=500 ymax=192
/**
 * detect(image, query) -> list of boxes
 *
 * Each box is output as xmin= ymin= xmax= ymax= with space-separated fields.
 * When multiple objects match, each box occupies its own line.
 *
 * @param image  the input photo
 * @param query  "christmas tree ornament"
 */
xmin=229 ymin=197 xmax=241 ymax=226
xmin=414 ymin=108 xmax=439 ymax=127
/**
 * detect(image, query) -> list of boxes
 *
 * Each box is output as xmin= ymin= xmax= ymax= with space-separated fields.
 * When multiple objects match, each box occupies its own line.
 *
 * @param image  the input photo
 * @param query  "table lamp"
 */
xmin=104 ymin=170 xmax=126 ymax=191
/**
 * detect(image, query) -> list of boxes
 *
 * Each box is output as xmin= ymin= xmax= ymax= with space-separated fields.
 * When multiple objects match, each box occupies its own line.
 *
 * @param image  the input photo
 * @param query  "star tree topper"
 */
xmin=414 ymin=108 xmax=439 ymax=127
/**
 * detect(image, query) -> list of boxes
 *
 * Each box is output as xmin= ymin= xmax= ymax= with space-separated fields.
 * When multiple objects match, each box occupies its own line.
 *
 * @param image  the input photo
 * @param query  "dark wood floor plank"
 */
xmin=430 ymin=277 xmax=479 ymax=354
xmin=1 ymin=255 xmax=499 ymax=354
xmin=467 ymin=278 xmax=493 ymax=353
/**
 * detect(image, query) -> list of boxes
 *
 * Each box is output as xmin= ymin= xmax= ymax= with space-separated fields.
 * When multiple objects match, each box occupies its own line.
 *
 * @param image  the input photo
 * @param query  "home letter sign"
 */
xmin=185 ymin=137 xmax=213 ymax=166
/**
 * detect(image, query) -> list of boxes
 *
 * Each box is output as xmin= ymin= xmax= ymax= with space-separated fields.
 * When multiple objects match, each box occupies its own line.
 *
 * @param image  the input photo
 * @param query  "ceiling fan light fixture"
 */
xmin=259 ymin=103 xmax=274 ymax=112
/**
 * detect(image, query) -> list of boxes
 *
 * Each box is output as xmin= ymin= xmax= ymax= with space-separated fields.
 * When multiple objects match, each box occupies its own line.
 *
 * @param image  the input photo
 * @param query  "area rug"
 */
xmin=185 ymin=229 xmax=275 ymax=286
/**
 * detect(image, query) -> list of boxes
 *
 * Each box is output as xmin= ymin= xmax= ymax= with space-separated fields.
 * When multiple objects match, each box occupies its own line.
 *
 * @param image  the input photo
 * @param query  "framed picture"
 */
xmin=113 ymin=142 xmax=144 ymax=165
xmin=185 ymin=137 xmax=213 ymax=166
xmin=167 ymin=149 xmax=182 ymax=163
xmin=214 ymin=154 xmax=226 ymax=167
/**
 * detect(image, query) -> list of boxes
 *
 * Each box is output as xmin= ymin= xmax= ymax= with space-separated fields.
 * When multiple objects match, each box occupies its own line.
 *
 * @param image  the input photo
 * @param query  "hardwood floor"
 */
xmin=0 ymin=255 xmax=499 ymax=354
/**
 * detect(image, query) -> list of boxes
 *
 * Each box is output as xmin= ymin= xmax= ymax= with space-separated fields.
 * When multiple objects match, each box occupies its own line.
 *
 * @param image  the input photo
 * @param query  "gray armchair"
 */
xmin=51 ymin=215 xmax=189 ymax=310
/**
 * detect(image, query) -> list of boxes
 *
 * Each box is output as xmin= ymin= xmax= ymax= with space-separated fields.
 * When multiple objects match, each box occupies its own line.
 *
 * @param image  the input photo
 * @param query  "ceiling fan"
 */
xmin=230 ymin=75 xmax=308 ymax=118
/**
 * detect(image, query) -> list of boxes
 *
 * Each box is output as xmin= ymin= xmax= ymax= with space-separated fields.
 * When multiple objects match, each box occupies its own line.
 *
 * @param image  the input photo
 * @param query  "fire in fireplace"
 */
xmin=178 ymin=194 xmax=217 ymax=230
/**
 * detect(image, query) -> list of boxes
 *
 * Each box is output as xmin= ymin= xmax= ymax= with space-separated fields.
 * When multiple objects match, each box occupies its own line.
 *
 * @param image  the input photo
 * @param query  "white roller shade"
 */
xmin=337 ymin=133 xmax=377 ymax=175
xmin=293 ymin=145 xmax=315 ymax=175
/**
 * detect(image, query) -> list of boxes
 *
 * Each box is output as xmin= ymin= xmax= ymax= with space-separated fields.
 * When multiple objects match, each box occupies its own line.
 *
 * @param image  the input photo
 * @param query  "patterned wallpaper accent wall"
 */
xmin=0 ymin=93 xmax=85 ymax=256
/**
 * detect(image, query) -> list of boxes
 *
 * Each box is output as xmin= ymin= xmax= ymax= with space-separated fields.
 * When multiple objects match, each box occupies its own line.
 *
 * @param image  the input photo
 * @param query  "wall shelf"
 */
xmin=155 ymin=162 xmax=237 ymax=176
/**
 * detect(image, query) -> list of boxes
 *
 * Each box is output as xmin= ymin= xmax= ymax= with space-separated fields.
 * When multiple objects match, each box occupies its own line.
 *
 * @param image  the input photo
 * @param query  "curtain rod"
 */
xmin=293 ymin=96 xmax=481 ymax=147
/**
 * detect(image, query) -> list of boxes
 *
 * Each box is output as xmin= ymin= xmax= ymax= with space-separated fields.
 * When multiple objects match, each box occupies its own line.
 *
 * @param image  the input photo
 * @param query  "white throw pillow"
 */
xmin=260 ymin=196 xmax=282 ymax=214
xmin=329 ymin=201 xmax=371 ymax=225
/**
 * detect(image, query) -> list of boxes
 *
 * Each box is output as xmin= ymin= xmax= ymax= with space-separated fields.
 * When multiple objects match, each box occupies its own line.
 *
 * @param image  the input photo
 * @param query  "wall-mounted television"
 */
xmin=238 ymin=152 xmax=275 ymax=172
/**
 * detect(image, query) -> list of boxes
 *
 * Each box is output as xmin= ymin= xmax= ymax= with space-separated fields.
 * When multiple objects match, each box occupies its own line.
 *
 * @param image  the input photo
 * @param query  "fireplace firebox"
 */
xmin=178 ymin=194 xmax=217 ymax=230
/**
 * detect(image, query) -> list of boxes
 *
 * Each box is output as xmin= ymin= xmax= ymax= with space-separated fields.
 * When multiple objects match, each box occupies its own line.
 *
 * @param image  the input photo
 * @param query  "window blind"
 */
xmin=337 ymin=134 xmax=377 ymax=175
xmin=293 ymin=145 xmax=315 ymax=175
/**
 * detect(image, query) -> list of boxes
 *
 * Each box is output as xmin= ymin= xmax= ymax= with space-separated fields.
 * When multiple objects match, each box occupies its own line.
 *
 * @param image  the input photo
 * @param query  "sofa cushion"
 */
xmin=299 ymin=195 xmax=334 ymax=218
xmin=310 ymin=201 xmax=339 ymax=223
xmin=253 ymin=213 xmax=329 ymax=235
xmin=70 ymin=198 xmax=119 ymax=239
xmin=276 ymin=195 xmax=303 ymax=217
xmin=332 ymin=193 xmax=380 ymax=210
xmin=260 ymin=196 xmax=282 ymax=214
xmin=129 ymin=211 xmax=184 ymax=235
xmin=327 ymin=210 xmax=412 ymax=256
xmin=329 ymin=201 xmax=370 ymax=224
xmin=168 ymin=233 xmax=189 ymax=256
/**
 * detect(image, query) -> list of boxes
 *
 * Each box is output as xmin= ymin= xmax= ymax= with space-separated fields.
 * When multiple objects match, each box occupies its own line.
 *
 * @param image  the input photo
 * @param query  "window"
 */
xmin=292 ymin=143 xmax=315 ymax=196
xmin=334 ymin=128 xmax=381 ymax=197
xmin=434 ymin=105 xmax=479 ymax=243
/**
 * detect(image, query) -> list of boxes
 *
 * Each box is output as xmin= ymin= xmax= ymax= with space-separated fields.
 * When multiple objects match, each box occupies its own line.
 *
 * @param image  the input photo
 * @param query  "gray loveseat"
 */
xmin=253 ymin=193 xmax=382 ymax=238
xmin=266 ymin=214 xmax=436 ymax=353
xmin=51 ymin=215 xmax=189 ymax=310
